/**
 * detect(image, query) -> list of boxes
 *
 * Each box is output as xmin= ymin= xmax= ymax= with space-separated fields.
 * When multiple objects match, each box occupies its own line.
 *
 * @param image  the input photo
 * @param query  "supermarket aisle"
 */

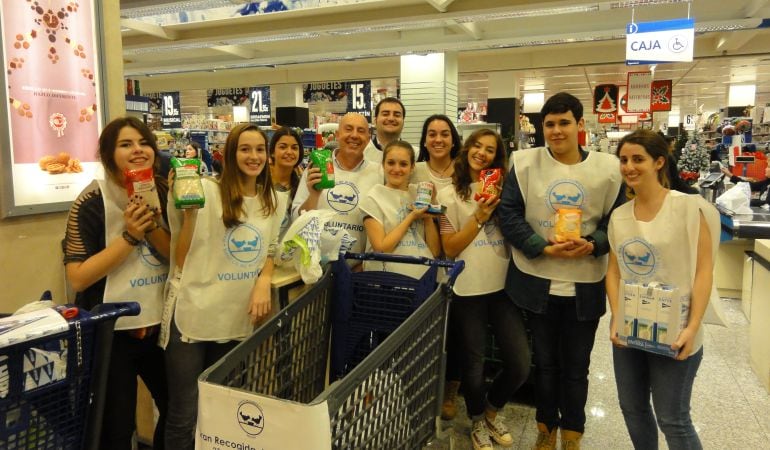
xmin=440 ymin=298 xmax=770 ymax=449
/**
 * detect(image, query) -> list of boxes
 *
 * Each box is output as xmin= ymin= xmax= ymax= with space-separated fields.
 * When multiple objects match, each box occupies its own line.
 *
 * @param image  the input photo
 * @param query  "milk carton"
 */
xmin=653 ymin=285 xmax=674 ymax=344
xmin=636 ymin=285 xmax=656 ymax=341
xmin=620 ymin=281 xmax=639 ymax=342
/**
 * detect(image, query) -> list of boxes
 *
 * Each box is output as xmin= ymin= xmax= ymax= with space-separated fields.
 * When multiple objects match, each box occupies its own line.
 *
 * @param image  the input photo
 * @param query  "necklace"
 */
xmin=428 ymin=160 xmax=452 ymax=178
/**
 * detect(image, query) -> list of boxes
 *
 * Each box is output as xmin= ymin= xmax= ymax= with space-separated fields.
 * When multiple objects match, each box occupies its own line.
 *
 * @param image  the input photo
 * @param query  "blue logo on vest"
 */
xmin=326 ymin=181 xmax=359 ymax=214
xmin=546 ymin=180 xmax=586 ymax=212
xmin=620 ymin=238 xmax=657 ymax=277
xmin=224 ymin=223 xmax=263 ymax=266
xmin=139 ymin=242 xmax=163 ymax=268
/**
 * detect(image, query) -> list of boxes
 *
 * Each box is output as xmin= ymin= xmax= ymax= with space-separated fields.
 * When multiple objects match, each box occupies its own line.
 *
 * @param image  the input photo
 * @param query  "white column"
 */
xmin=487 ymin=71 xmax=519 ymax=100
xmin=272 ymin=84 xmax=306 ymax=108
xmin=399 ymin=52 xmax=458 ymax=145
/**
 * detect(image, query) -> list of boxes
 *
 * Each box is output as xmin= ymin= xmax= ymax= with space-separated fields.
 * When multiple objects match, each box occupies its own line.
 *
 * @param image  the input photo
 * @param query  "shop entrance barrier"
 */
xmin=197 ymin=253 xmax=463 ymax=449
xmin=0 ymin=302 xmax=141 ymax=450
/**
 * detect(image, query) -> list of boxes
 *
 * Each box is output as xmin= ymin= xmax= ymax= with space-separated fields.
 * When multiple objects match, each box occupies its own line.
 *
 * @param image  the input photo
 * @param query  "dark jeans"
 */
xmin=529 ymin=295 xmax=599 ymax=433
xmin=100 ymin=330 xmax=168 ymax=450
xmin=164 ymin=321 xmax=238 ymax=450
xmin=445 ymin=301 xmax=462 ymax=381
xmin=613 ymin=346 xmax=703 ymax=450
xmin=452 ymin=290 xmax=530 ymax=419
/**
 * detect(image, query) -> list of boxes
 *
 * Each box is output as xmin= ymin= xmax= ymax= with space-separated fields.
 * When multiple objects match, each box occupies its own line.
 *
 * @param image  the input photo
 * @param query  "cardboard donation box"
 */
xmin=617 ymin=281 xmax=690 ymax=358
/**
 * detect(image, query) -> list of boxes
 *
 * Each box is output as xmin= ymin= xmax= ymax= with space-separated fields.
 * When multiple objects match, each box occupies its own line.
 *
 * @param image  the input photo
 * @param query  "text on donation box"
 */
xmin=196 ymin=382 xmax=331 ymax=449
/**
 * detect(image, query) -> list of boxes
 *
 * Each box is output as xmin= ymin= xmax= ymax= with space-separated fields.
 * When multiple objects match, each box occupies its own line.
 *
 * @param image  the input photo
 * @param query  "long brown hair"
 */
xmin=617 ymin=129 xmax=671 ymax=199
xmin=220 ymin=124 xmax=276 ymax=228
xmin=452 ymin=129 xmax=507 ymax=201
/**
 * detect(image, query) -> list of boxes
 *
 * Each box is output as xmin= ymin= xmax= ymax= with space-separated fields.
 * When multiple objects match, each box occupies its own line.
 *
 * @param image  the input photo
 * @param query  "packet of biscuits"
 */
xmin=474 ymin=168 xmax=502 ymax=201
xmin=170 ymin=157 xmax=205 ymax=209
xmin=553 ymin=208 xmax=582 ymax=243
xmin=124 ymin=167 xmax=162 ymax=213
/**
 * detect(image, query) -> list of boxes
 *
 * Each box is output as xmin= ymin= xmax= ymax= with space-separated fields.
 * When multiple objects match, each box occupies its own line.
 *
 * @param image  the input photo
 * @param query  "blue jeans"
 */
xmin=529 ymin=295 xmax=599 ymax=433
xmin=451 ymin=290 xmax=531 ymax=419
xmin=613 ymin=346 xmax=703 ymax=450
xmin=164 ymin=322 xmax=237 ymax=450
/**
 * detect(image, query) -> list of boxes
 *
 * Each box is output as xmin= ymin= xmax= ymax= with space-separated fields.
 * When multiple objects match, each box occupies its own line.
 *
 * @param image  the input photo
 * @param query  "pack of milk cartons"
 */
xmin=619 ymin=281 xmax=690 ymax=358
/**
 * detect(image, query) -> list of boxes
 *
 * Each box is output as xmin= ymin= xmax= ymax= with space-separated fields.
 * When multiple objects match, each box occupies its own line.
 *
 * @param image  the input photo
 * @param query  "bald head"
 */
xmin=335 ymin=113 xmax=370 ymax=166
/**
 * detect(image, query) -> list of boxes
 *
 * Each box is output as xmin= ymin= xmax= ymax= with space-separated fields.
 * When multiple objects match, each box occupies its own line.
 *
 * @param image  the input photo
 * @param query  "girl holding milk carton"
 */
xmin=162 ymin=124 xmax=285 ymax=450
xmin=607 ymin=129 xmax=717 ymax=449
xmin=359 ymin=140 xmax=441 ymax=278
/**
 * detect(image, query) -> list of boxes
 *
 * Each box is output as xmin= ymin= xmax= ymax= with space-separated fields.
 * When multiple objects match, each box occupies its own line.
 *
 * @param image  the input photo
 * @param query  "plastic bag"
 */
xmin=716 ymin=182 xmax=752 ymax=214
xmin=278 ymin=210 xmax=357 ymax=283
xmin=170 ymin=157 xmax=205 ymax=209
xmin=124 ymin=167 xmax=162 ymax=213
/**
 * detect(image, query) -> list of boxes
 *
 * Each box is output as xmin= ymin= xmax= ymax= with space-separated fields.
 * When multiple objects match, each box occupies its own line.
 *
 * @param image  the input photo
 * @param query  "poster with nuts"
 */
xmin=1 ymin=0 xmax=102 ymax=212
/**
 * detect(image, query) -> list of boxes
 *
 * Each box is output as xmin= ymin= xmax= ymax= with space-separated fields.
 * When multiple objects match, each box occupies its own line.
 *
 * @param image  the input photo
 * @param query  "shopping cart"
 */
xmin=197 ymin=252 xmax=463 ymax=449
xmin=0 ymin=302 xmax=140 ymax=450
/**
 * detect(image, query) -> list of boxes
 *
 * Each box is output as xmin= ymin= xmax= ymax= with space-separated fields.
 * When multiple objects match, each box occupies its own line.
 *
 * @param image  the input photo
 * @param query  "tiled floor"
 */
xmin=431 ymin=298 xmax=770 ymax=449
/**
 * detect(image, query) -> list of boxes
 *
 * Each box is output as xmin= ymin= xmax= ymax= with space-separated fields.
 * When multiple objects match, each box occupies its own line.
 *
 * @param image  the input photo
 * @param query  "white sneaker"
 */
xmin=472 ymin=420 xmax=494 ymax=450
xmin=486 ymin=414 xmax=514 ymax=446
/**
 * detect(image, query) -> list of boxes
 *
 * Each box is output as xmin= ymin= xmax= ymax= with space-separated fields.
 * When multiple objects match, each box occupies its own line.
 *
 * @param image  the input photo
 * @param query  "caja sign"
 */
xmin=626 ymin=18 xmax=694 ymax=65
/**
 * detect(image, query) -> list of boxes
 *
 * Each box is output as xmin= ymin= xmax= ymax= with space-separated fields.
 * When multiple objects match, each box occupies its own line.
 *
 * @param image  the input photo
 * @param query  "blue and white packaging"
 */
xmin=620 ymin=281 xmax=639 ymax=343
xmin=636 ymin=285 xmax=656 ymax=341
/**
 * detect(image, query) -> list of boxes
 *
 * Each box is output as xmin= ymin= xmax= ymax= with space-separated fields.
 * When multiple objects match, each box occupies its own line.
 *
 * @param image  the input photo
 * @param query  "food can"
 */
xmin=415 ymin=181 xmax=434 ymax=207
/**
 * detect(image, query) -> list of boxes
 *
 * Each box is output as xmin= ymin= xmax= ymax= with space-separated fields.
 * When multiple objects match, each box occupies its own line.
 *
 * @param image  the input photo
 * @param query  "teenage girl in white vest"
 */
xmin=269 ymin=127 xmax=303 ymax=240
xmin=437 ymin=129 xmax=531 ymax=450
xmin=360 ymin=140 xmax=441 ymax=278
xmin=607 ymin=129 xmax=714 ymax=449
xmin=162 ymin=124 xmax=284 ymax=450
xmin=414 ymin=114 xmax=464 ymax=420
xmin=63 ymin=116 xmax=170 ymax=450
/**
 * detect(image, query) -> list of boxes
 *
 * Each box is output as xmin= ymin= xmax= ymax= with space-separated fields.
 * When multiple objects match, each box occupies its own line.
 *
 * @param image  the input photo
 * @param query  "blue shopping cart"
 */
xmin=0 ymin=302 xmax=140 ymax=450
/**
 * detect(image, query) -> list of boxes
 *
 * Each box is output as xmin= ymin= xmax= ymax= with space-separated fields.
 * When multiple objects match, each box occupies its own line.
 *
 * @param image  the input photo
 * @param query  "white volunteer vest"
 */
xmin=438 ymin=183 xmax=509 ymax=296
xmin=98 ymin=179 xmax=167 ymax=331
xmin=608 ymin=191 xmax=704 ymax=354
xmin=363 ymin=139 xmax=382 ymax=164
xmin=275 ymin=189 xmax=292 ymax=241
xmin=315 ymin=160 xmax=382 ymax=254
xmin=359 ymin=184 xmax=433 ymax=279
xmin=411 ymin=162 xmax=454 ymax=191
xmin=173 ymin=178 xmax=285 ymax=341
xmin=511 ymin=148 xmax=622 ymax=283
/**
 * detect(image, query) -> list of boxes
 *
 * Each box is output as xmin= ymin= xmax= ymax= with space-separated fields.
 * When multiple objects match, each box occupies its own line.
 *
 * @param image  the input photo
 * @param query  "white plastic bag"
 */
xmin=278 ymin=210 xmax=357 ymax=284
xmin=716 ymin=182 xmax=753 ymax=214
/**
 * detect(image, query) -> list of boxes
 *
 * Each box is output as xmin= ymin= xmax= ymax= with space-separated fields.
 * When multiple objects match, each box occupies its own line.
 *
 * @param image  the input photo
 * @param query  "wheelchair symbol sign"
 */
xmin=668 ymin=34 xmax=688 ymax=53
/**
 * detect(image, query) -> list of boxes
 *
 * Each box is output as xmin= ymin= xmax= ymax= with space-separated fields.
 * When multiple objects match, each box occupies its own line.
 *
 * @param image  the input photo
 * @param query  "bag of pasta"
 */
xmin=170 ymin=157 xmax=205 ymax=209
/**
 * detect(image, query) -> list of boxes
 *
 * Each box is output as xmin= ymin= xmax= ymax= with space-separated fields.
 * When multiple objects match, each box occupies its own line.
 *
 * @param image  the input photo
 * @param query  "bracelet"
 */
xmin=473 ymin=214 xmax=485 ymax=229
xmin=122 ymin=230 xmax=141 ymax=246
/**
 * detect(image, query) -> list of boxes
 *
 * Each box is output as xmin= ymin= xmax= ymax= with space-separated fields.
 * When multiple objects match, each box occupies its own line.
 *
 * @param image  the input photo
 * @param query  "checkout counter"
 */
xmin=717 ymin=200 xmax=770 ymax=393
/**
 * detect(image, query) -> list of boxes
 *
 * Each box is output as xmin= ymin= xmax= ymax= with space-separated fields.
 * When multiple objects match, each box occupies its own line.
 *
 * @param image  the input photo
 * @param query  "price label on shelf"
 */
xmin=249 ymin=86 xmax=271 ymax=126
xmin=346 ymin=80 xmax=371 ymax=122
xmin=160 ymin=91 xmax=181 ymax=128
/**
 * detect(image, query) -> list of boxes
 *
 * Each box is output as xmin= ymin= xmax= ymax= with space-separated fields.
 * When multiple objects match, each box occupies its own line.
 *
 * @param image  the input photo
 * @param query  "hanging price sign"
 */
xmin=159 ymin=91 xmax=181 ymax=128
xmin=346 ymin=80 xmax=371 ymax=122
xmin=249 ymin=86 xmax=271 ymax=126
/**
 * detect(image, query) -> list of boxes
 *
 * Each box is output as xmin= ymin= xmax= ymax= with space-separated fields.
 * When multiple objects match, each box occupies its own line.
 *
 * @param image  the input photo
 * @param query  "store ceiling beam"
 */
xmin=212 ymin=45 xmax=258 ymax=59
xmin=742 ymin=0 xmax=769 ymax=17
xmin=425 ymin=0 xmax=456 ymax=13
xmin=120 ymin=18 xmax=179 ymax=40
xmin=448 ymin=21 xmax=482 ymax=40
xmin=714 ymin=30 xmax=760 ymax=52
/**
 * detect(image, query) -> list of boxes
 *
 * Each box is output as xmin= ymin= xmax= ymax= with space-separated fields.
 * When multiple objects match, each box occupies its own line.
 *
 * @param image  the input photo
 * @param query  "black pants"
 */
xmin=529 ymin=295 xmax=599 ymax=433
xmin=100 ymin=331 xmax=168 ymax=450
xmin=452 ymin=290 xmax=530 ymax=419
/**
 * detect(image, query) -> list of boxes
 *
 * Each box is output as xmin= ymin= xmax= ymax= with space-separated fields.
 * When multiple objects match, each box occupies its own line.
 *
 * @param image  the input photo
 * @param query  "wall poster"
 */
xmin=0 ymin=0 xmax=105 ymax=217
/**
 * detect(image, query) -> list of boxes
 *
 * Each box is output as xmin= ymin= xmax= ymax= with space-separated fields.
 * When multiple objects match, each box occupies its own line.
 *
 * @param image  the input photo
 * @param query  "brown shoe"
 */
xmin=532 ymin=422 xmax=557 ymax=450
xmin=440 ymin=380 xmax=461 ymax=420
xmin=560 ymin=429 xmax=583 ymax=450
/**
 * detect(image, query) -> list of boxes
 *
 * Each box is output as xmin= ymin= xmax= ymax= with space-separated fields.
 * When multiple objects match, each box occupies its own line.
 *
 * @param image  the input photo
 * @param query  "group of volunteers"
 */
xmin=62 ymin=91 xmax=717 ymax=450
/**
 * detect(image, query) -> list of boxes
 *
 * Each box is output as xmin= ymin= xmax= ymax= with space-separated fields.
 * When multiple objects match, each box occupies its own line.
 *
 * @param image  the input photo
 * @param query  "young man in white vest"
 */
xmin=498 ymin=92 xmax=624 ymax=450
xmin=292 ymin=112 xmax=382 ymax=260
xmin=363 ymin=97 xmax=405 ymax=163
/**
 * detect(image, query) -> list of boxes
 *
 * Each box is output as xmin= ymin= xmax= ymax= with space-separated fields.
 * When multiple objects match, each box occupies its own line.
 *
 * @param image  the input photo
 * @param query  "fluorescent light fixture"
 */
xmin=522 ymin=92 xmax=545 ymax=113
xmin=728 ymin=84 xmax=756 ymax=106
